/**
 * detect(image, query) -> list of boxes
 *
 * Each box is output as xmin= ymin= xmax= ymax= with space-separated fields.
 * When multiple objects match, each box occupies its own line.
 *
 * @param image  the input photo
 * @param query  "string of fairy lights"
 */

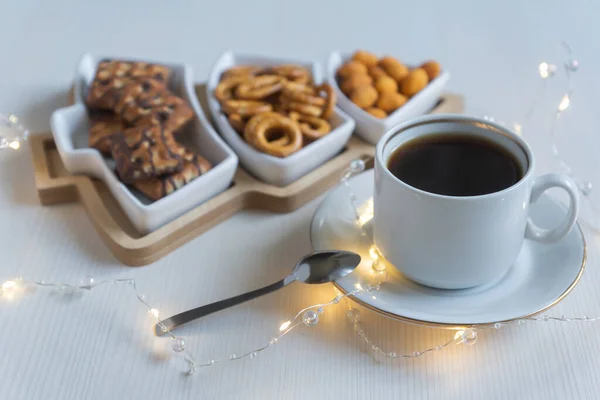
xmin=0 ymin=113 xmax=28 ymax=150
xmin=0 ymin=43 xmax=598 ymax=375
xmin=482 ymin=41 xmax=598 ymax=229
xmin=547 ymin=43 xmax=596 ymax=222
xmin=1 ymin=156 xmax=599 ymax=374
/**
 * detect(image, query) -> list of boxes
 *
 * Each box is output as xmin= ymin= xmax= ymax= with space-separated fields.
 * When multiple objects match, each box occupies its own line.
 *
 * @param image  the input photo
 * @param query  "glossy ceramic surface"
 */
xmin=374 ymin=114 xmax=579 ymax=288
xmin=310 ymin=170 xmax=586 ymax=326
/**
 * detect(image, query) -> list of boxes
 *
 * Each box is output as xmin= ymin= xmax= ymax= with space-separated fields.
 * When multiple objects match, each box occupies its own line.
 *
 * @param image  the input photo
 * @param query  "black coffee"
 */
xmin=387 ymin=134 xmax=523 ymax=196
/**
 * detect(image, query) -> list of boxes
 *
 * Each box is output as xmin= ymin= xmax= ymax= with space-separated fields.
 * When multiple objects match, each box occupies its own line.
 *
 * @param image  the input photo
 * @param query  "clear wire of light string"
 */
xmin=546 ymin=43 xmax=599 ymax=231
xmin=481 ymin=41 xmax=598 ymax=231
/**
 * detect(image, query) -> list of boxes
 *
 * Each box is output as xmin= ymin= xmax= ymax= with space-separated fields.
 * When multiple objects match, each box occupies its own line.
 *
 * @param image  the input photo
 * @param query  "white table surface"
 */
xmin=1 ymin=1 xmax=599 ymax=399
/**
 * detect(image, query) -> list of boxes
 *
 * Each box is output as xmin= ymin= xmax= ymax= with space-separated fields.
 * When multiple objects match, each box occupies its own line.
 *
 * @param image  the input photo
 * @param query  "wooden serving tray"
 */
xmin=30 ymin=86 xmax=463 ymax=266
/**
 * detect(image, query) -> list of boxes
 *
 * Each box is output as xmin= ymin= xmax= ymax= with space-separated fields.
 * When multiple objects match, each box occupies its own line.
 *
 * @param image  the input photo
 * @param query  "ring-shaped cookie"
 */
xmin=243 ymin=112 xmax=288 ymax=147
xmin=228 ymin=113 xmax=246 ymax=134
xmin=215 ymin=75 xmax=250 ymax=102
xmin=289 ymin=111 xmax=331 ymax=141
xmin=245 ymin=113 xmax=302 ymax=157
xmin=282 ymin=83 xmax=325 ymax=107
xmin=222 ymin=65 xmax=262 ymax=79
xmin=282 ymin=100 xmax=323 ymax=117
xmin=269 ymin=64 xmax=311 ymax=84
xmin=315 ymin=83 xmax=336 ymax=120
xmin=235 ymin=75 xmax=283 ymax=100
xmin=222 ymin=99 xmax=272 ymax=117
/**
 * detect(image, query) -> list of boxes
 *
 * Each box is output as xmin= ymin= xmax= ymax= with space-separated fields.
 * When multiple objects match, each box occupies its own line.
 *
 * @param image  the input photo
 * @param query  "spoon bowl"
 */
xmin=292 ymin=250 xmax=362 ymax=284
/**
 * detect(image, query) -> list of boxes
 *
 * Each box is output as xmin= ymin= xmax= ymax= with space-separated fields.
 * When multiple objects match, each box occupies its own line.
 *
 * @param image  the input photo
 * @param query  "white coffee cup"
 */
xmin=373 ymin=114 xmax=580 ymax=289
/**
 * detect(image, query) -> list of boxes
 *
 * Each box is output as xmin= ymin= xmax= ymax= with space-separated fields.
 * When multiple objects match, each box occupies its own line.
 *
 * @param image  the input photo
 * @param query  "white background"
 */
xmin=0 ymin=0 xmax=599 ymax=399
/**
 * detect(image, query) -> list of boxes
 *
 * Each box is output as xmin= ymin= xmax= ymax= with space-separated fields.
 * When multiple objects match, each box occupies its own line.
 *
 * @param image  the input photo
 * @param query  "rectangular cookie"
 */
xmin=86 ymin=76 xmax=132 ymax=111
xmin=86 ymin=60 xmax=171 ymax=110
xmin=117 ymin=83 xmax=194 ymax=132
xmin=112 ymin=79 xmax=166 ymax=115
xmin=132 ymin=153 xmax=212 ymax=201
xmin=110 ymin=125 xmax=183 ymax=183
xmin=88 ymin=111 xmax=126 ymax=155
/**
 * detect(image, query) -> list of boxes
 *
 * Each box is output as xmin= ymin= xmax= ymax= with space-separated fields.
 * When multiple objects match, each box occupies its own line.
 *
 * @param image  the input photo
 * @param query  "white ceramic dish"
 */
xmin=51 ymin=53 xmax=238 ymax=235
xmin=207 ymin=52 xmax=355 ymax=187
xmin=327 ymin=51 xmax=450 ymax=145
xmin=310 ymin=171 xmax=586 ymax=326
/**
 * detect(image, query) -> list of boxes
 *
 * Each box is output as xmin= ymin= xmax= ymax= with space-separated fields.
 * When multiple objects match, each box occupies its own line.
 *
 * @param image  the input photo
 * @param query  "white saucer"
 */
xmin=310 ymin=171 xmax=586 ymax=327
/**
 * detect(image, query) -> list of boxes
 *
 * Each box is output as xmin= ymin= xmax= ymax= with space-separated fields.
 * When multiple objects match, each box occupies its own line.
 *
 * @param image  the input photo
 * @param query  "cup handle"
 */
xmin=525 ymin=173 xmax=580 ymax=243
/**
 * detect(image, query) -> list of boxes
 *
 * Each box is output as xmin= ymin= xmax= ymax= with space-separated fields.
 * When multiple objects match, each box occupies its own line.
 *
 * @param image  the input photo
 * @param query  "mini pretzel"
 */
xmin=283 ymin=81 xmax=314 ymax=94
xmin=281 ymin=98 xmax=323 ymax=117
xmin=222 ymin=99 xmax=272 ymax=117
xmin=282 ymin=82 xmax=325 ymax=107
xmin=243 ymin=112 xmax=288 ymax=146
xmin=289 ymin=111 xmax=331 ymax=141
xmin=269 ymin=64 xmax=311 ymax=84
xmin=228 ymin=113 xmax=246 ymax=134
xmin=222 ymin=65 xmax=262 ymax=79
xmin=235 ymin=75 xmax=283 ymax=100
xmin=315 ymin=83 xmax=336 ymax=120
xmin=244 ymin=113 xmax=302 ymax=157
xmin=215 ymin=75 xmax=250 ymax=102
xmin=215 ymin=63 xmax=339 ymax=157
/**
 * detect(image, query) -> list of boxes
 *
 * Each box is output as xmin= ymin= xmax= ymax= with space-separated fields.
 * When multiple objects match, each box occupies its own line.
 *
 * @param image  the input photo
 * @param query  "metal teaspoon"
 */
xmin=155 ymin=250 xmax=361 ymax=336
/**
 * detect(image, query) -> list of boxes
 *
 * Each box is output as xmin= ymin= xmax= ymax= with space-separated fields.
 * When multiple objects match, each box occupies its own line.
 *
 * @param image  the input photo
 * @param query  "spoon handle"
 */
xmin=155 ymin=279 xmax=286 ymax=336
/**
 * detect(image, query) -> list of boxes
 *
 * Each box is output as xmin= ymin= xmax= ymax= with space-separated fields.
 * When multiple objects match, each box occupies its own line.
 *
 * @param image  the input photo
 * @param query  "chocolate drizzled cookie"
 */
xmin=88 ymin=111 xmax=127 ymax=154
xmin=85 ymin=59 xmax=211 ymax=202
xmin=86 ymin=60 xmax=171 ymax=110
xmin=133 ymin=154 xmax=212 ymax=201
xmin=110 ymin=125 xmax=183 ymax=183
xmin=116 ymin=81 xmax=194 ymax=132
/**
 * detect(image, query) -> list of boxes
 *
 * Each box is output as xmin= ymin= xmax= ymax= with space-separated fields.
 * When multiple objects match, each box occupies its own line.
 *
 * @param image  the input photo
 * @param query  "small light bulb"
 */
xmin=538 ymin=62 xmax=556 ymax=79
xmin=148 ymin=308 xmax=160 ymax=319
xmin=354 ymin=283 xmax=363 ymax=290
xmin=171 ymin=337 xmax=186 ymax=353
xmin=558 ymin=94 xmax=570 ymax=111
xmin=372 ymin=259 xmax=386 ymax=273
xmin=357 ymin=198 xmax=374 ymax=227
xmin=279 ymin=320 xmax=291 ymax=331
xmin=539 ymin=62 xmax=549 ymax=78
xmin=302 ymin=310 xmax=319 ymax=327
xmin=454 ymin=329 xmax=477 ymax=345
xmin=8 ymin=114 xmax=18 ymax=124
xmin=580 ymin=181 xmax=593 ymax=196
xmin=513 ymin=123 xmax=522 ymax=136
xmin=8 ymin=141 xmax=20 ymax=150
xmin=566 ymin=58 xmax=579 ymax=72
xmin=369 ymin=245 xmax=379 ymax=261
